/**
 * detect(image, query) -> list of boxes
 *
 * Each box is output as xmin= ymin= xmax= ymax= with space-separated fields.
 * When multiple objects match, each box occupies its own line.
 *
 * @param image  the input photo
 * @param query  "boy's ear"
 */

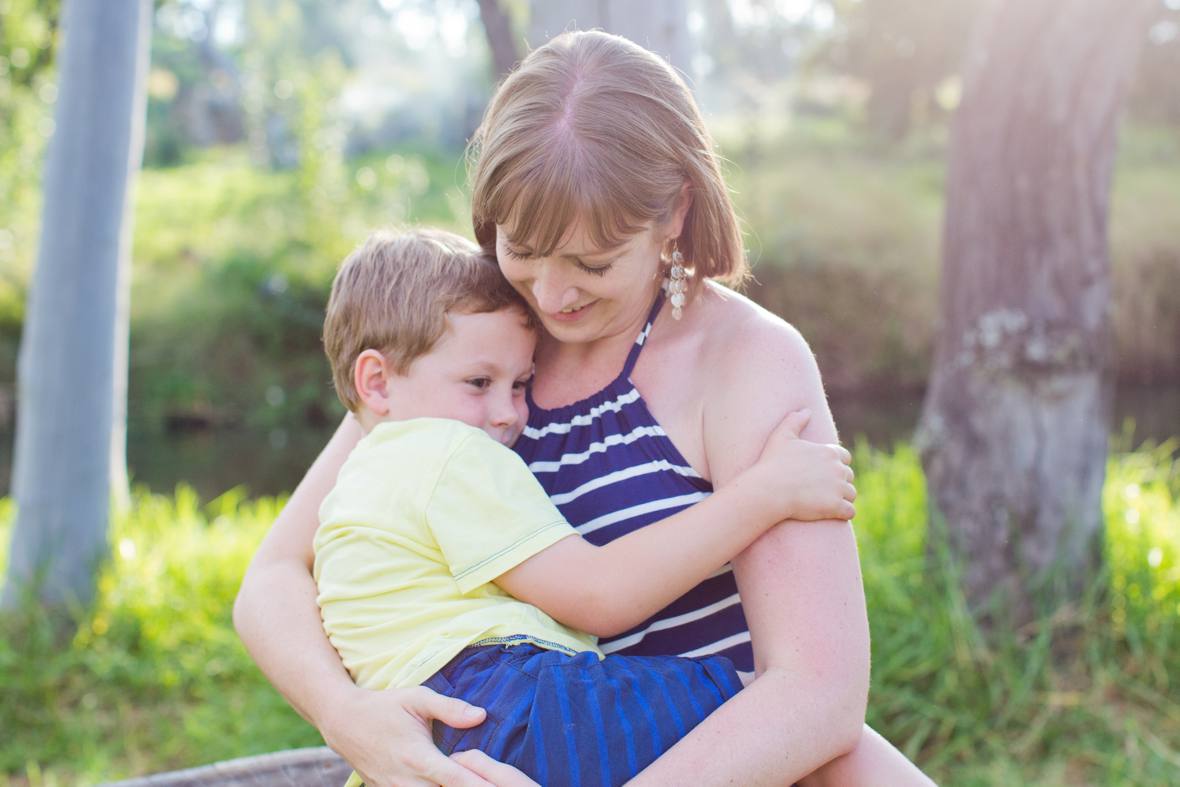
xmin=354 ymin=349 xmax=393 ymax=416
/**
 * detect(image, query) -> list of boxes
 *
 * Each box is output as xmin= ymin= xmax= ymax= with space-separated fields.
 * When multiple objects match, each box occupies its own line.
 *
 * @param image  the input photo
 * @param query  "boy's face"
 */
xmin=386 ymin=307 xmax=535 ymax=446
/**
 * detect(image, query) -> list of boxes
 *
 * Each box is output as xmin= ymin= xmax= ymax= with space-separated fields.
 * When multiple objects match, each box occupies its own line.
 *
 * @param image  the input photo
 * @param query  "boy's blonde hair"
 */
xmin=324 ymin=228 xmax=530 ymax=411
xmin=468 ymin=30 xmax=747 ymax=299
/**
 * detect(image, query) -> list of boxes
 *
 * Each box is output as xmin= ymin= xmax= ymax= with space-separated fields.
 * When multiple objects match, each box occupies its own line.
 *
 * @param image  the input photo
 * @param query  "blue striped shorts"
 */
xmin=423 ymin=642 xmax=742 ymax=787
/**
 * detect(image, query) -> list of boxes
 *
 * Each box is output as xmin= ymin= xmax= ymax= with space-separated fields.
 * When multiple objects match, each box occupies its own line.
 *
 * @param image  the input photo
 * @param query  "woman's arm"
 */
xmin=495 ymin=409 xmax=855 ymax=637
xmin=233 ymin=415 xmax=493 ymax=787
xmin=628 ymin=310 xmax=870 ymax=785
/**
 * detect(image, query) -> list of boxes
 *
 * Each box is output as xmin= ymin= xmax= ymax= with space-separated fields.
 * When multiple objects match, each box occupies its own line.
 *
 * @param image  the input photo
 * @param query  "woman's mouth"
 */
xmin=549 ymin=301 xmax=596 ymax=322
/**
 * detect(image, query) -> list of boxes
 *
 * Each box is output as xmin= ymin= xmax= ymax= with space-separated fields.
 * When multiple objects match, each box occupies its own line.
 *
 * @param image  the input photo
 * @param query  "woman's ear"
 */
xmin=664 ymin=180 xmax=693 ymax=241
xmin=354 ymin=349 xmax=394 ymax=416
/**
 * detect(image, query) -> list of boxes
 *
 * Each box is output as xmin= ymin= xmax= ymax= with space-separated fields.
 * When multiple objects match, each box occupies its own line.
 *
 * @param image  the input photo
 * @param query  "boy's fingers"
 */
xmin=835 ymin=445 xmax=852 ymax=464
xmin=845 ymin=482 xmax=858 ymax=502
xmin=780 ymin=408 xmax=811 ymax=437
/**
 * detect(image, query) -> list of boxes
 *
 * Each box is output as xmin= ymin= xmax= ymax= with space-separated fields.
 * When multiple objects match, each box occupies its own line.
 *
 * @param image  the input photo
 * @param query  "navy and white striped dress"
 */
xmin=514 ymin=295 xmax=754 ymax=674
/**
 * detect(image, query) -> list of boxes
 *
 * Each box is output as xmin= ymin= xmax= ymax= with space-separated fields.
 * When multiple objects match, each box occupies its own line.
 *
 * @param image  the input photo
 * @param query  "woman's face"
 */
xmin=495 ymin=220 xmax=667 ymax=345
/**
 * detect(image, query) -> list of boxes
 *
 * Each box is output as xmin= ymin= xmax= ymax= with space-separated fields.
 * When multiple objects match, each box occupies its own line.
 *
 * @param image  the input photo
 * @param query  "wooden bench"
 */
xmin=101 ymin=747 xmax=352 ymax=786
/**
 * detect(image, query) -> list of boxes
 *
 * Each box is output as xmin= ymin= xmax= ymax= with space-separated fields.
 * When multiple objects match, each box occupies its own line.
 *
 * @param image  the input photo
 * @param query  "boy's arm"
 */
xmin=494 ymin=411 xmax=854 ymax=637
xmin=494 ymin=472 xmax=773 ymax=637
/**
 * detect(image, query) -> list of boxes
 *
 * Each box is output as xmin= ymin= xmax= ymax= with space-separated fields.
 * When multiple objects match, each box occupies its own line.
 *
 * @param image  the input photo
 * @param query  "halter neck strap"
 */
xmin=621 ymin=291 xmax=665 ymax=379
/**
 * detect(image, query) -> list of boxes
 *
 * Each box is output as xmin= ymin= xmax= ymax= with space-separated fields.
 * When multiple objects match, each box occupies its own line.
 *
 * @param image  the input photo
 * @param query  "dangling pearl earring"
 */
xmin=661 ymin=244 xmax=692 ymax=320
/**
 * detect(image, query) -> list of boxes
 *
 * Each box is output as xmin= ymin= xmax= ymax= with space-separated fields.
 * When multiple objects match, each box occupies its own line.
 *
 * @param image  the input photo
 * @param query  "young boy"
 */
xmin=315 ymin=228 xmax=854 ymax=786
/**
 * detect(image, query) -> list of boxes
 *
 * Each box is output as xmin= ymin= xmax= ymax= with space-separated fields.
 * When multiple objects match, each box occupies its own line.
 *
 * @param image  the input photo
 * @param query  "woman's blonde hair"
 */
xmin=323 ymin=228 xmax=529 ymax=411
xmin=468 ymin=30 xmax=746 ymax=297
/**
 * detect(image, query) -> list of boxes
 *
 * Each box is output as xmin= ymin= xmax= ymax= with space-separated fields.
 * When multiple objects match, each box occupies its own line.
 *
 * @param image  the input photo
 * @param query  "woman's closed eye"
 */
xmin=504 ymin=243 xmax=614 ymax=276
xmin=503 ymin=246 xmax=533 ymax=261
xmin=575 ymin=259 xmax=612 ymax=276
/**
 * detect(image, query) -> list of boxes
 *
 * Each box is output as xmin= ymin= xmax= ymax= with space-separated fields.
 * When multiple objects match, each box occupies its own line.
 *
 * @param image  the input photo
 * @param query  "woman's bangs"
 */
xmin=496 ymin=149 xmax=650 ymax=256
xmin=495 ymin=162 xmax=582 ymax=256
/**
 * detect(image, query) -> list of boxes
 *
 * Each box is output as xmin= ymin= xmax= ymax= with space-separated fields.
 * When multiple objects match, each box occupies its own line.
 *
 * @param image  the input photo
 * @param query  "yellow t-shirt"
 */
xmin=314 ymin=417 xmax=600 ymax=691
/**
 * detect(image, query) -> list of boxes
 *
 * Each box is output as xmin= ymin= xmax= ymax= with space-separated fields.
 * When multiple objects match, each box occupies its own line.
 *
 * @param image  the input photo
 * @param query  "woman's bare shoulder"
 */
xmin=693 ymin=282 xmax=834 ymax=483
xmin=695 ymin=282 xmax=817 ymax=387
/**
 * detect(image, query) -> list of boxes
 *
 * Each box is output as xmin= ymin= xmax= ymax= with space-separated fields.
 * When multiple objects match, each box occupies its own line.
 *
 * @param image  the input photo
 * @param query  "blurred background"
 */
xmin=1 ymin=0 xmax=1176 ymax=500
xmin=0 ymin=1 xmax=1177 ymax=784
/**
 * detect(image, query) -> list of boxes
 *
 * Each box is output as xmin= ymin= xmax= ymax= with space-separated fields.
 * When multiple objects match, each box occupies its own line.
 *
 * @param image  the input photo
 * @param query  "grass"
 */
xmin=1 ymin=444 xmax=1177 ymax=785
xmin=853 ymin=441 xmax=1180 ymax=785
xmin=0 ymin=489 xmax=320 ymax=786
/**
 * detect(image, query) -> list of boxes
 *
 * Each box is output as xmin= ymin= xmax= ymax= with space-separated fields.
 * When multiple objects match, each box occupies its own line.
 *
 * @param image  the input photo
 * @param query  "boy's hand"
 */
xmin=749 ymin=409 xmax=856 ymax=523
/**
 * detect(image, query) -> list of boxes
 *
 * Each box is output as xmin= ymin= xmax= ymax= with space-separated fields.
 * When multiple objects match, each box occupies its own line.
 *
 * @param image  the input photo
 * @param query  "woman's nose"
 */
xmin=531 ymin=267 xmax=579 ymax=313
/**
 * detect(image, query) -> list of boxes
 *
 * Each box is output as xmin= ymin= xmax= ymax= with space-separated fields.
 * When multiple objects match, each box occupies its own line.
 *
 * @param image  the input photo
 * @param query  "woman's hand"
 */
xmin=322 ymin=685 xmax=495 ymax=787
xmin=747 ymin=408 xmax=857 ymax=523
xmin=450 ymin=750 xmax=540 ymax=787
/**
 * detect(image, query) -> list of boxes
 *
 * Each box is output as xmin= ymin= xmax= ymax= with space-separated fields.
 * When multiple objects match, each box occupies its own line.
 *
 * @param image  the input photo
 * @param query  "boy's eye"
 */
xmin=512 ymin=378 xmax=531 ymax=392
xmin=466 ymin=377 xmax=492 ymax=390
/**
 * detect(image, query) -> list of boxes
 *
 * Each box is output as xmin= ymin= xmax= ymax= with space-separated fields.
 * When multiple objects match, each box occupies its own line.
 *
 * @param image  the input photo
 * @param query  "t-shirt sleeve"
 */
xmin=425 ymin=432 xmax=577 ymax=594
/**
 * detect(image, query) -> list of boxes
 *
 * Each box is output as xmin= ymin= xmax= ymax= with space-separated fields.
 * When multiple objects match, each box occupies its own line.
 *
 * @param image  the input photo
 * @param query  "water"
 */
xmin=828 ymin=384 xmax=1180 ymax=450
xmin=0 ymin=385 xmax=1174 ymax=503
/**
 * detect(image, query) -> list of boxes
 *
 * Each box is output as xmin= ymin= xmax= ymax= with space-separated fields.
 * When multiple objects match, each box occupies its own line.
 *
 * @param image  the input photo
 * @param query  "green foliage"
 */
xmin=1108 ymin=124 xmax=1180 ymax=384
xmin=1 ymin=447 xmax=1177 ymax=784
xmin=720 ymin=117 xmax=1180 ymax=394
xmin=3 ymin=120 xmax=1176 ymax=428
xmin=811 ymin=0 xmax=1180 ymax=139
xmin=124 ymin=145 xmax=468 ymax=430
xmin=0 ymin=488 xmax=320 ymax=785
xmin=815 ymin=0 xmax=982 ymax=140
xmin=0 ymin=0 xmax=59 ymax=341
xmin=1131 ymin=4 xmax=1180 ymax=124
xmin=852 ymin=442 xmax=1180 ymax=784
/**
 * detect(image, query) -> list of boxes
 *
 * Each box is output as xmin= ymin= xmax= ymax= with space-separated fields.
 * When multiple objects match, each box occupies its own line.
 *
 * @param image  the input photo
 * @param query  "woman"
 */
xmin=235 ymin=31 xmax=930 ymax=786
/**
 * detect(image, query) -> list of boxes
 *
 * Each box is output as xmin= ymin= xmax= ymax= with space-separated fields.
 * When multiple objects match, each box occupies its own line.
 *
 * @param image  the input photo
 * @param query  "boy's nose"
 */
xmin=490 ymin=397 xmax=519 ymax=428
xmin=489 ymin=398 xmax=522 ymax=446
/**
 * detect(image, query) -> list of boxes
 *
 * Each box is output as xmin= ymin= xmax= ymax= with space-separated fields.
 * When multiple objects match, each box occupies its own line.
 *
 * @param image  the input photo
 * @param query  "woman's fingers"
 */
xmin=400 ymin=690 xmax=494 ymax=786
xmin=405 ymin=686 xmax=487 ymax=728
xmin=449 ymin=750 xmax=540 ymax=787
xmin=360 ymin=745 xmax=492 ymax=787
xmin=415 ymin=750 xmax=496 ymax=787
xmin=333 ymin=686 xmax=492 ymax=787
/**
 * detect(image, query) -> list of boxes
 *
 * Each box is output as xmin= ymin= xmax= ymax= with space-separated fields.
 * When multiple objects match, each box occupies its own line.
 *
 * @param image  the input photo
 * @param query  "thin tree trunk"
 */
xmin=3 ymin=0 xmax=151 ymax=610
xmin=476 ymin=0 xmax=522 ymax=80
xmin=917 ymin=0 xmax=1154 ymax=624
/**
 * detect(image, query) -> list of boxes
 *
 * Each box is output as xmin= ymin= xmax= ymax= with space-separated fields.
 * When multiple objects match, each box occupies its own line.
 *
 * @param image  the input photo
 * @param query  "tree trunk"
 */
xmin=528 ymin=0 xmax=692 ymax=80
xmin=917 ymin=0 xmax=1154 ymax=625
xmin=476 ymin=0 xmax=522 ymax=80
xmin=3 ymin=0 xmax=151 ymax=611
